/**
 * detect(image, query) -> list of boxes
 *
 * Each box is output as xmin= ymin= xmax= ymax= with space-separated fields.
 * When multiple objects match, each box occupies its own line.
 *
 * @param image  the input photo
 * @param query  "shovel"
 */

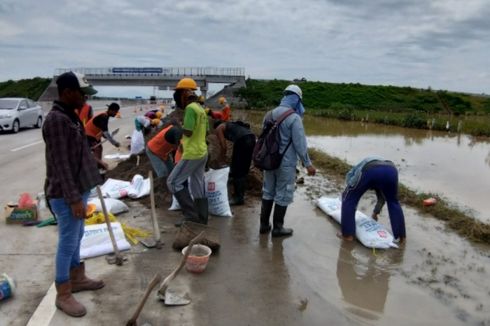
xmin=140 ymin=171 xmax=163 ymax=249
xmin=91 ymin=128 xmax=120 ymax=149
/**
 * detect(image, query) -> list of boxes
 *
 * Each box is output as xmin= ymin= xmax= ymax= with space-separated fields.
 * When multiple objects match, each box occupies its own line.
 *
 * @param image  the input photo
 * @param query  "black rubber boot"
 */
xmin=194 ymin=198 xmax=209 ymax=225
xmin=259 ymin=199 xmax=274 ymax=234
xmin=174 ymin=188 xmax=199 ymax=227
xmin=229 ymin=178 xmax=245 ymax=206
xmin=271 ymin=204 xmax=293 ymax=237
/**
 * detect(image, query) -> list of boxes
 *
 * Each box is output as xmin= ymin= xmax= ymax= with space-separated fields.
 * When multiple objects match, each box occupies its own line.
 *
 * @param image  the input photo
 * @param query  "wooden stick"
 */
xmin=126 ymin=273 xmax=163 ymax=326
xmin=149 ymin=171 xmax=161 ymax=246
xmin=96 ymin=186 xmax=123 ymax=265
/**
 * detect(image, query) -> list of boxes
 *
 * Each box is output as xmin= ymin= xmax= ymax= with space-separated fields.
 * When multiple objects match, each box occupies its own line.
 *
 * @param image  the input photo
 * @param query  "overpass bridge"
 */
xmin=39 ymin=66 xmax=246 ymax=101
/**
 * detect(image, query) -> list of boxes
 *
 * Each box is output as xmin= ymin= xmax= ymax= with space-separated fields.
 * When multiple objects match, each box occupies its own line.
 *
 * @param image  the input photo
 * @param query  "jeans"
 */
xmin=146 ymin=147 xmax=174 ymax=178
xmin=49 ymin=191 xmax=90 ymax=284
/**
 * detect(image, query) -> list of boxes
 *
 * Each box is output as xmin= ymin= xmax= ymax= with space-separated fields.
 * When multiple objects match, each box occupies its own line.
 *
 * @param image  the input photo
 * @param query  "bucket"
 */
xmin=181 ymin=244 xmax=212 ymax=273
xmin=0 ymin=273 xmax=15 ymax=301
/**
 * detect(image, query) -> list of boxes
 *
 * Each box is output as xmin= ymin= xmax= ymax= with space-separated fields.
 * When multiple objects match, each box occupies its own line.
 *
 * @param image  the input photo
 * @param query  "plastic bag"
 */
xmin=18 ymin=193 xmax=35 ymax=209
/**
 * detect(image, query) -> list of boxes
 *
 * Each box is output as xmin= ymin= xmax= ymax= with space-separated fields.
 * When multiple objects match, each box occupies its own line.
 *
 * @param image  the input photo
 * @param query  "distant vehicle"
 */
xmin=149 ymin=96 xmax=157 ymax=104
xmin=0 ymin=97 xmax=44 ymax=133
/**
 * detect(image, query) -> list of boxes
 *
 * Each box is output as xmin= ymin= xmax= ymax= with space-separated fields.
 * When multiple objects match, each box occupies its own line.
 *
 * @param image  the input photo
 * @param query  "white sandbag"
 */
xmin=87 ymin=198 xmax=129 ymax=215
xmin=316 ymin=196 xmax=398 ymax=249
xmin=104 ymin=153 xmax=131 ymax=160
xmin=100 ymin=178 xmax=131 ymax=198
xmin=80 ymin=222 xmax=131 ymax=259
xmin=127 ymin=174 xmax=150 ymax=199
xmin=205 ymin=167 xmax=232 ymax=217
xmin=130 ymin=129 xmax=145 ymax=155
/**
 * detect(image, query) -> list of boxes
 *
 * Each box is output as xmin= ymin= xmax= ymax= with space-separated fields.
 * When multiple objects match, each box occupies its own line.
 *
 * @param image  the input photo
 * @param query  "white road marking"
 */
xmin=10 ymin=140 xmax=43 ymax=152
xmin=26 ymin=283 xmax=57 ymax=326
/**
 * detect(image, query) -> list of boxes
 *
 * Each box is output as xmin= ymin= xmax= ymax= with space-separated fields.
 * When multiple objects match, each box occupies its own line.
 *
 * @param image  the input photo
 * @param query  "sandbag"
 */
xmin=205 ymin=167 xmax=232 ymax=217
xmin=80 ymin=222 xmax=131 ymax=259
xmin=87 ymin=198 xmax=129 ymax=215
xmin=316 ymin=196 xmax=398 ymax=249
xmin=130 ymin=129 xmax=145 ymax=155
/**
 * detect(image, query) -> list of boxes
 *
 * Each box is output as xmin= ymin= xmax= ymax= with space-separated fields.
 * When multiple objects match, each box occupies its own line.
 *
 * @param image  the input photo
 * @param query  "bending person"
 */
xmin=339 ymin=156 xmax=406 ymax=243
xmin=214 ymin=120 xmax=256 ymax=205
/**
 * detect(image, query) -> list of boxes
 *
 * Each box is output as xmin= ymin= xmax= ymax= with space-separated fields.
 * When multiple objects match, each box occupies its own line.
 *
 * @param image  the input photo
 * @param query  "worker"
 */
xmin=42 ymin=71 xmax=104 ymax=317
xmin=214 ymin=120 xmax=256 ymax=205
xmin=146 ymin=124 xmax=183 ymax=189
xmin=85 ymin=103 xmax=121 ymax=170
xmin=218 ymin=96 xmax=231 ymax=121
xmin=166 ymin=78 xmax=209 ymax=226
xmin=259 ymin=84 xmax=316 ymax=237
xmin=339 ymin=156 xmax=406 ymax=243
xmin=75 ymin=98 xmax=93 ymax=126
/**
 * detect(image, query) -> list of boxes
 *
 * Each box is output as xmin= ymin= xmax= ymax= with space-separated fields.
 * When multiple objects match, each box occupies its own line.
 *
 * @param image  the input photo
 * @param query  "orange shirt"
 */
xmin=222 ymin=105 xmax=231 ymax=121
xmin=147 ymin=125 xmax=175 ymax=160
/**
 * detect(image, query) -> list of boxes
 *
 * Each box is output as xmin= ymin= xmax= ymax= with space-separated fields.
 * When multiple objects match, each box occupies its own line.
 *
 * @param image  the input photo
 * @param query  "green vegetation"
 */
xmin=308 ymin=149 xmax=490 ymax=245
xmin=0 ymin=77 xmax=51 ymax=100
xmin=236 ymin=79 xmax=490 ymax=136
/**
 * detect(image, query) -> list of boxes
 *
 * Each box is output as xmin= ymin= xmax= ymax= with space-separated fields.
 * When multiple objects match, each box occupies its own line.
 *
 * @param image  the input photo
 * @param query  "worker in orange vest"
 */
xmin=219 ymin=96 xmax=231 ymax=121
xmin=75 ymin=97 xmax=93 ymax=126
xmin=85 ymin=103 xmax=120 ymax=170
xmin=146 ymin=125 xmax=183 ymax=190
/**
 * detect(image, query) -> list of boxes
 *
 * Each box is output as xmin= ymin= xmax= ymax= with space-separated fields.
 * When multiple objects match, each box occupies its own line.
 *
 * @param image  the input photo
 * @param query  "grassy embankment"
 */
xmin=0 ymin=77 xmax=51 ymax=100
xmin=308 ymin=149 xmax=490 ymax=245
xmin=236 ymin=79 xmax=490 ymax=137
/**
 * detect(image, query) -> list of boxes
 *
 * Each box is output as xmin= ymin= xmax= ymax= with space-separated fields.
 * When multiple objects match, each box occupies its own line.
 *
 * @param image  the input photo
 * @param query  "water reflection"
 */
xmin=336 ymin=241 xmax=405 ymax=320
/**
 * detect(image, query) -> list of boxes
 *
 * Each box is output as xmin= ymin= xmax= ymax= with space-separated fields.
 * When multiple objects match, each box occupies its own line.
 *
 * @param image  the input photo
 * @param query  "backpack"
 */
xmin=253 ymin=109 xmax=295 ymax=171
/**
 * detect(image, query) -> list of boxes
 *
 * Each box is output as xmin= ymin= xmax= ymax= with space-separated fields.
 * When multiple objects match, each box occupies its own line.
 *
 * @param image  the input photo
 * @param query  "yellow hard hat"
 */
xmin=218 ymin=96 xmax=226 ymax=105
xmin=155 ymin=111 xmax=162 ymax=119
xmin=198 ymin=95 xmax=205 ymax=104
xmin=175 ymin=78 xmax=197 ymax=90
xmin=151 ymin=118 xmax=160 ymax=126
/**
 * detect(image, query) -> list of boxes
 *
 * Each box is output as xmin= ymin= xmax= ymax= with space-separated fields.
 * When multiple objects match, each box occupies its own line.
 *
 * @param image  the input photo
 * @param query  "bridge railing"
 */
xmin=55 ymin=67 xmax=245 ymax=77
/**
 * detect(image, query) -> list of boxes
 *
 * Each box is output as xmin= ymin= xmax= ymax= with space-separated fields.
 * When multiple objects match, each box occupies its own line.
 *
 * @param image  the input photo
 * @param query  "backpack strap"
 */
xmin=275 ymin=108 xmax=295 ymax=125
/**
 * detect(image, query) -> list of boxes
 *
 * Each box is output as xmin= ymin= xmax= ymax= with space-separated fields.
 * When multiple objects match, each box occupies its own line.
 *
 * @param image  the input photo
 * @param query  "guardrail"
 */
xmin=55 ymin=67 xmax=245 ymax=77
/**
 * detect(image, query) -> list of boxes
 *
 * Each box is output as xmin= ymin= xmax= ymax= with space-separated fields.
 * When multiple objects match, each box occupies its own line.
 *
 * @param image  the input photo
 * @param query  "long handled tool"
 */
xmin=140 ymin=171 xmax=162 ymax=249
xmin=91 ymin=128 xmax=120 ymax=150
xmin=126 ymin=232 xmax=205 ymax=326
xmin=96 ymin=186 xmax=124 ymax=266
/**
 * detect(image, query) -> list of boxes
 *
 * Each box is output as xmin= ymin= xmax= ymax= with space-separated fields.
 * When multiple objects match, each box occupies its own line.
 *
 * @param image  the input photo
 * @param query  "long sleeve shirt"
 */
xmin=43 ymin=101 xmax=102 ymax=204
xmin=266 ymin=105 xmax=312 ymax=168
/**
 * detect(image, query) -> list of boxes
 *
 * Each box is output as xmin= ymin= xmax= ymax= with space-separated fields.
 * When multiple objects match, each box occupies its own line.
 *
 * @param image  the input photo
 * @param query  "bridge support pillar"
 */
xmin=200 ymin=80 xmax=208 ymax=98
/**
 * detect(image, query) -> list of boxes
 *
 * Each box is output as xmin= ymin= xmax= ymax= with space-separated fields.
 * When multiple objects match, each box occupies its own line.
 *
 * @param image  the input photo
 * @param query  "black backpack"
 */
xmin=253 ymin=109 xmax=295 ymax=171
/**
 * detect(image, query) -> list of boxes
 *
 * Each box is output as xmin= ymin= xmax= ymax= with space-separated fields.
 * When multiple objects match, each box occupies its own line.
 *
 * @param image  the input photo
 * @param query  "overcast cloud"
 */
xmin=1 ymin=0 xmax=489 ymax=97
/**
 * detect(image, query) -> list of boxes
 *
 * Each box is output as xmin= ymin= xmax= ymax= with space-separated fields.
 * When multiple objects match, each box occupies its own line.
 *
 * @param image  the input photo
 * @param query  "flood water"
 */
xmin=244 ymin=111 xmax=490 ymax=222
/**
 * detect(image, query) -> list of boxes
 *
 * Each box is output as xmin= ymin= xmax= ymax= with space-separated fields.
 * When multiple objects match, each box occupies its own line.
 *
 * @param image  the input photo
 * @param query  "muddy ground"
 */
xmin=66 ymin=138 xmax=490 ymax=325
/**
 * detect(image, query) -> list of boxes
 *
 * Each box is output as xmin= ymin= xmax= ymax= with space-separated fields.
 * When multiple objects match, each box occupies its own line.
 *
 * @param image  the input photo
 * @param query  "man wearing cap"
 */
xmin=167 ymin=78 xmax=210 ymax=226
xmin=85 ymin=102 xmax=121 ymax=171
xmin=42 ymin=72 xmax=104 ymax=317
xmin=259 ymin=84 xmax=316 ymax=237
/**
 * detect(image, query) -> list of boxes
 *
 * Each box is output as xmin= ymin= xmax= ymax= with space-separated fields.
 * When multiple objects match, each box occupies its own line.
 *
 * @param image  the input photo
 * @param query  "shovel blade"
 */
xmin=158 ymin=290 xmax=191 ymax=306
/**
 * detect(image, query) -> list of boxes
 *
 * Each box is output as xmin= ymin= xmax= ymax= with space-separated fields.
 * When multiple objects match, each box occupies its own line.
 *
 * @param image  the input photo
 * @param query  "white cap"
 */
xmin=284 ymin=84 xmax=302 ymax=100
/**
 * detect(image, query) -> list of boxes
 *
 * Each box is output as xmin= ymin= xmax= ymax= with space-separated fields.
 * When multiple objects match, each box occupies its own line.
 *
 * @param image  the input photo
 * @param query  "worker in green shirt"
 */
xmin=167 ymin=78 xmax=209 ymax=226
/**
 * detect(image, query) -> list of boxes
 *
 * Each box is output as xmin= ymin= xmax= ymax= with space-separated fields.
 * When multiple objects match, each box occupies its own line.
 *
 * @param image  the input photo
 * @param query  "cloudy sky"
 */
xmin=1 ymin=0 xmax=489 ymax=97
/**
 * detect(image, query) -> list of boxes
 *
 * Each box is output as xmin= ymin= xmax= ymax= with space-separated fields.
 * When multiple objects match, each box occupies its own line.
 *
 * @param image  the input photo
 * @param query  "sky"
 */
xmin=1 ymin=0 xmax=489 ymax=97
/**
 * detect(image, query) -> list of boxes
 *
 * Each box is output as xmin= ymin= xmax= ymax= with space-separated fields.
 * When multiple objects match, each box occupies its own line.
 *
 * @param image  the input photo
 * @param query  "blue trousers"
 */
xmin=146 ymin=147 xmax=174 ymax=178
xmin=262 ymin=165 xmax=296 ymax=206
xmin=341 ymin=165 xmax=406 ymax=239
xmin=49 ymin=191 xmax=89 ymax=284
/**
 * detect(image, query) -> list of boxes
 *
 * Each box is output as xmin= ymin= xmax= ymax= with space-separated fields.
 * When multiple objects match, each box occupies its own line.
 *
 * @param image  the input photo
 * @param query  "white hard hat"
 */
xmin=284 ymin=84 xmax=302 ymax=100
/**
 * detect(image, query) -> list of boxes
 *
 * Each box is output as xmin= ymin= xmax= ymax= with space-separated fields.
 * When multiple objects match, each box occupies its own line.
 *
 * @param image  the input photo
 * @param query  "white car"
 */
xmin=0 ymin=97 xmax=44 ymax=133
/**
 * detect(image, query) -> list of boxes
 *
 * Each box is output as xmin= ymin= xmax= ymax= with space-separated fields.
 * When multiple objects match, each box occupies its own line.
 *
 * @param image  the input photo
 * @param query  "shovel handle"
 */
xmin=126 ymin=273 xmax=163 ymax=326
xmin=149 ymin=171 xmax=161 ymax=243
xmin=96 ymin=186 xmax=122 ymax=259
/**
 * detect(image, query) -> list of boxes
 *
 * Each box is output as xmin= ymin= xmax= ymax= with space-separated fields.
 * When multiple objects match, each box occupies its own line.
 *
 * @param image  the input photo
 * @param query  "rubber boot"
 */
xmin=70 ymin=262 xmax=105 ymax=293
xmin=174 ymin=188 xmax=199 ymax=227
xmin=259 ymin=199 xmax=274 ymax=234
xmin=271 ymin=204 xmax=293 ymax=237
xmin=229 ymin=178 xmax=245 ymax=206
xmin=194 ymin=198 xmax=209 ymax=225
xmin=55 ymin=281 xmax=87 ymax=317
